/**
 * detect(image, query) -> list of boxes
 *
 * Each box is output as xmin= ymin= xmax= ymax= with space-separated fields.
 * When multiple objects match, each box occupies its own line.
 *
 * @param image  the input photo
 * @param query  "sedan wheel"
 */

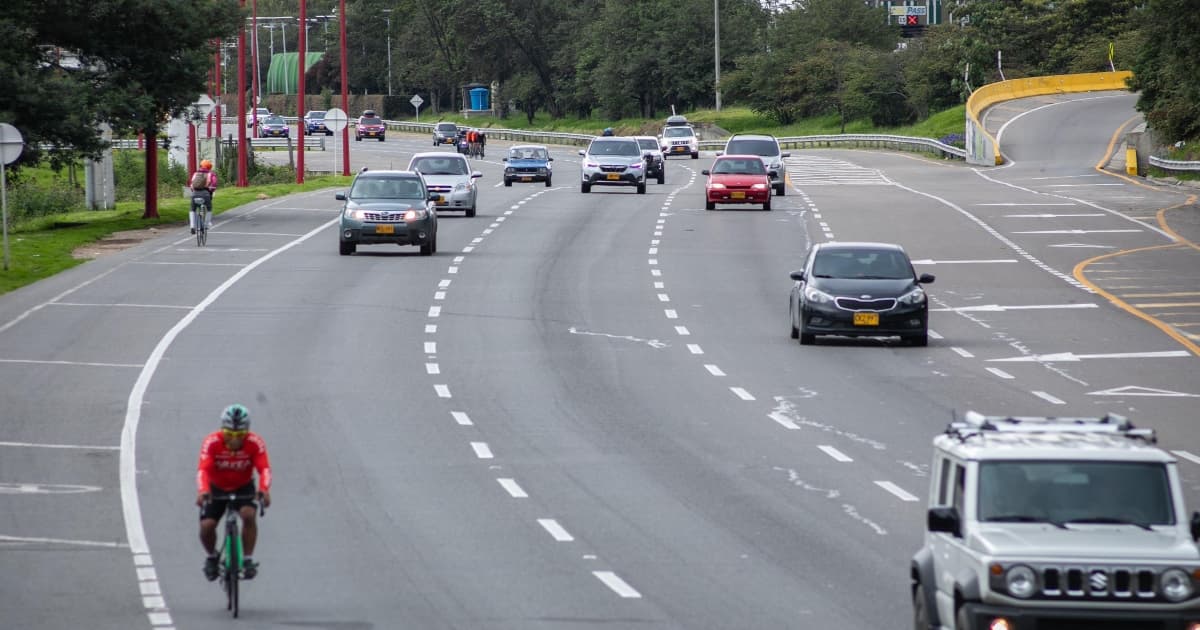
xmin=906 ymin=332 xmax=929 ymax=347
xmin=339 ymin=241 xmax=356 ymax=256
xmin=913 ymin=584 xmax=932 ymax=630
xmin=764 ymin=199 xmax=772 ymax=212
xmin=657 ymin=172 xmax=665 ymax=185
xmin=705 ymin=200 xmax=715 ymax=211
xmin=420 ymin=239 xmax=434 ymax=256
xmin=545 ymin=177 xmax=552 ymax=187
xmin=775 ymin=184 xmax=786 ymax=196
xmin=504 ymin=179 xmax=512 ymax=187
xmin=466 ymin=206 xmax=476 ymax=218
xmin=581 ymin=182 xmax=590 ymax=193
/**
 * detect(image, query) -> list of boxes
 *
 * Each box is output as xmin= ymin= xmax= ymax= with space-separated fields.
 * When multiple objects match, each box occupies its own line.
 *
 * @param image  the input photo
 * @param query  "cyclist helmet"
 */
xmin=601 ymin=127 xmax=614 ymax=137
xmin=220 ymin=404 xmax=250 ymax=431
xmin=200 ymin=159 xmax=213 ymax=170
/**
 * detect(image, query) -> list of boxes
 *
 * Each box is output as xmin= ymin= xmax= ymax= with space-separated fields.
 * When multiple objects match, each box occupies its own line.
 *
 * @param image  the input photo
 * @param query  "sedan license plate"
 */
xmin=521 ymin=176 xmax=532 ymax=182
xmin=853 ymin=312 xmax=880 ymax=326
xmin=435 ymin=199 xmax=448 ymax=206
xmin=606 ymin=173 xmax=620 ymax=181
xmin=731 ymin=191 xmax=745 ymax=199
xmin=374 ymin=224 xmax=395 ymax=235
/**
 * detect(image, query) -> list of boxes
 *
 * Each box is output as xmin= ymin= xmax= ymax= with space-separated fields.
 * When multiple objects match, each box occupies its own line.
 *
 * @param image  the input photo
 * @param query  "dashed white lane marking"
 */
xmin=928 ymin=330 xmax=944 ymax=340
xmin=704 ymin=364 xmax=725 ymax=376
xmin=471 ymin=442 xmax=494 ymax=459
xmin=537 ymin=519 xmax=575 ymax=542
xmin=653 ymin=281 xmax=665 ymax=289
xmin=875 ymin=481 xmax=920 ymax=502
xmin=428 ymin=306 xmax=442 ymax=317
xmin=497 ymin=478 xmax=528 ymax=498
xmin=730 ymin=387 xmax=755 ymax=401
xmin=986 ymin=367 xmax=1015 ymax=379
xmin=462 ymin=246 xmax=475 ymax=253
xmin=448 ymin=266 xmax=459 ymax=274
xmin=424 ymin=342 xmax=437 ymax=354
xmin=674 ymin=326 xmax=690 ymax=336
xmin=0 ymin=358 xmax=143 ymax=368
xmin=1032 ymin=390 xmax=1067 ymax=405
xmin=425 ymin=363 xmax=440 ymax=375
xmin=657 ymin=294 xmax=670 ymax=302
xmin=451 ymin=411 xmax=473 ymax=426
xmin=147 ymin=611 xmax=172 ymax=626
xmin=434 ymin=384 xmax=451 ymax=398
xmin=593 ymin=571 xmax=642 ymax=598
xmin=664 ymin=309 xmax=678 ymax=319
xmin=434 ymin=291 xmax=446 ymax=300
xmin=951 ymin=347 xmax=975 ymax=358
xmin=768 ymin=411 xmax=801 ymax=430
xmin=425 ymin=324 xmax=437 ymax=333
xmin=687 ymin=344 xmax=703 ymax=354
xmin=818 ymin=445 xmax=853 ymax=462
xmin=1171 ymin=451 xmax=1200 ymax=466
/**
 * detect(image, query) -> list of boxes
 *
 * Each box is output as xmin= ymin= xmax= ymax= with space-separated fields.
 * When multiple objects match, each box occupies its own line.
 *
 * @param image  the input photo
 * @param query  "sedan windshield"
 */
xmin=725 ymin=139 xmax=780 ymax=157
xmin=713 ymin=158 xmax=766 ymax=175
xmin=510 ymin=147 xmax=548 ymax=160
xmin=350 ymin=178 xmax=425 ymax=200
xmin=590 ymin=141 xmax=640 ymax=157
xmin=812 ymin=249 xmax=913 ymax=279
xmin=263 ymin=116 xmax=285 ymax=125
xmin=307 ymin=111 xmax=325 ymax=119
xmin=637 ymin=138 xmax=658 ymax=151
xmin=978 ymin=461 xmax=1174 ymax=527
xmin=410 ymin=157 xmax=468 ymax=175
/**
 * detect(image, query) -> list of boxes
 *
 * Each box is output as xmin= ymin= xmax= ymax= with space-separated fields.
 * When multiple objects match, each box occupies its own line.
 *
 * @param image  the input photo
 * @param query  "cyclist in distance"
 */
xmin=197 ymin=404 xmax=272 ymax=581
xmin=188 ymin=159 xmax=218 ymax=234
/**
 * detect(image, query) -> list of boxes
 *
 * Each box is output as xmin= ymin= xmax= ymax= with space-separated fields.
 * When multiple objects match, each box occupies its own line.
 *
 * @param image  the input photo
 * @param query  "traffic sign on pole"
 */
xmin=1 ymin=123 xmax=25 ymax=271
xmin=411 ymin=94 xmax=424 ymax=122
xmin=324 ymin=108 xmax=348 ymax=176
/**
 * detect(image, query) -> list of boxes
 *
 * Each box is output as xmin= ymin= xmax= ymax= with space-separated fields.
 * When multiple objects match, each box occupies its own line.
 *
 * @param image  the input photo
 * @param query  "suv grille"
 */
xmin=599 ymin=165 xmax=626 ymax=173
xmin=362 ymin=211 xmax=407 ymax=222
xmin=835 ymin=297 xmax=895 ymax=311
xmin=1037 ymin=566 xmax=1163 ymax=601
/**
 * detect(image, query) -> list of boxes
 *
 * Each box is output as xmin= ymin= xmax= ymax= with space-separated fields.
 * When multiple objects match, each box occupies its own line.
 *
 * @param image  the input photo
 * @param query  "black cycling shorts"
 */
xmin=199 ymin=482 xmax=257 ymax=521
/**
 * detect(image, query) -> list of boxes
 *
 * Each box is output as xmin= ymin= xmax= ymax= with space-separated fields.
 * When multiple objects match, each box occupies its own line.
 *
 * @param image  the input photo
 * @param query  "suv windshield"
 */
xmin=360 ymin=117 xmax=382 ymax=126
xmin=725 ymin=138 xmax=779 ymax=157
xmin=978 ymin=461 xmax=1174 ymax=527
xmin=436 ymin=123 xmax=457 ymax=132
xmin=589 ymin=140 xmax=640 ymax=157
xmin=664 ymin=127 xmax=694 ymax=138
xmin=812 ymin=248 xmax=913 ymax=279
xmin=350 ymin=177 xmax=425 ymax=200
xmin=636 ymin=138 xmax=658 ymax=151
xmin=411 ymin=157 xmax=468 ymax=175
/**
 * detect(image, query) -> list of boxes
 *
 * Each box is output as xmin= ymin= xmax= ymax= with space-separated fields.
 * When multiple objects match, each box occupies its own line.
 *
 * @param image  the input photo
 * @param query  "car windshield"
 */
xmin=636 ymin=138 xmax=658 ymax=150
xmin=510 ymin=147 xmax=548 ymax=160
xmin=264 ymin=116 xmax=284 ymax=125
xmin=410 ymin=157 xmax=468 ymax=175
xmin=664 ymin=127 xmax=694 ymax=138
xmin=437 ymin=123 xmax=457 ymax=132
xmin=811 ymin=249 xmax=913 ymax=279
xmin=360 ymin=117 xmax=382 ymax=125
xmin=590 ymin=141 xmax=640 ymax=157
xmin=977 ymin=461 xmax=1174 ymax=527
xmin=725 ymin=139 xmax=780 ymax=157
xmin=350 ymin=177 xmax=425 ymax=200
xmin=712 ymin=158 xmax=766 ymax=175
xmin=308 ymin=111 xmax=325 ymax=119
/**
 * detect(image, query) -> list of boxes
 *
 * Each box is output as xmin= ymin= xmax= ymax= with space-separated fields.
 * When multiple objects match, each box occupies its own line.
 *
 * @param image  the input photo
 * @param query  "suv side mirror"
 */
xmin=502 ymin=157 xmax=508 ymax=162
xmin=578 ymin=150 xmax=585 ymax=156
xmin=335 ymin=192 xmax=346 ymax=201
xmin=781 ymin=152 xmax=791 ymax=158
xmin=928 ymin=507 xmax=961 ymax=537
xmin=1190 ymin=512 xmax=1200 ymax=541
xmin=918 ymin=273 xmax=936 ymax=284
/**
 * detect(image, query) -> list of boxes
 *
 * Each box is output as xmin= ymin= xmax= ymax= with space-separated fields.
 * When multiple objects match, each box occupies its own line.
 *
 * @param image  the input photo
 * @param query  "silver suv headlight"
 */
xmin=1161 ymin=568 xmax=1193 ymax=602
xmin=898 ymin=287 xmax=926 ymax=305
xmin=1005 ymin=565 xmax=1037 ymax=599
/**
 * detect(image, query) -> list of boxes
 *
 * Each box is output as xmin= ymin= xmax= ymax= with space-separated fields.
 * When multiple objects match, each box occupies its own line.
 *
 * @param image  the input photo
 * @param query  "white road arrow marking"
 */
xmin=931 ymin=303 xmax=1098 ymax=313
xmin=1088 ymin=386 xmax=1199 ymax=397
xmin=990 ymin=350 xmax=1192 ymax=362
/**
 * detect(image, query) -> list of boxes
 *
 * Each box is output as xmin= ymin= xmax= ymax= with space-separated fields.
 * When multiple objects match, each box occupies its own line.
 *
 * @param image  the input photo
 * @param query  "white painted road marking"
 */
xmin=931 ymin=303 xmax=1098 ymax=313
xmin=909 ymin=259 xmax=1018 ymax=265
xmin=1088 ymin=385 xmax=1199 ymax=397
xmin=434 ymin=384 xmax=451 ymax=398
xmin=704 ymin=364 xmax=725 ymax=376
xmin=875 ymin=481 xmax=919 ymax=502
xmin=470 ymin=442 xmax=493 ymax=459
xmin=991 ymin=350 xmax=1191 ymax=362
xmin=1032 ymin=391 xmax=1067 ymax=405
xmin=986 ymin=368 xmax=1015 ymax=379
xmin=1171 ymin=451 xmax=1200 ymax=466
xmin=497 ymin=478 xmax=528 ymax=498
xmin=818 ymin=445 xmax=853 ymax=462
xmin=451 ymin=411 xmax=473 ymax=426
xmin=593 ymin=571 xmax=642 ymax=598
xmin=537 ymin=519 xmax=575 ymax=542
xmin=730 ymin=387 xmax=755 ymax=401
xmin=0 ymin=441 xmax=119 ymax=450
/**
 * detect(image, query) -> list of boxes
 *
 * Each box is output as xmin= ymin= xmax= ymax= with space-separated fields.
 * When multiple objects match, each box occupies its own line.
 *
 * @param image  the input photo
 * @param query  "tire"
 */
xmin=339 ymin=241 xmax=356 ymax=256
xmin=504 ymin=178 xmax=512 ymax=187
xmin=764 ymin=199 xmax=772 ymax=211
xmin=790 ymin=308 xmax=799 ymax=339
xmin=691 ymin=152 xmax=698 ymax=159
xmin=775 ymin=183 xmax=786 ymax=196
xmin=913 ymin=584 xmax=932 ymax=630
xmin=355 ymin=136 xmax=361 ymax=142
xmin=799 ymin=317 xmax=815 ymax=345
xmin=657 ymin=172 xmax=665 ymax=185
xmin=466 ymin=206 xmax=476 ymax=218
xmin=581 ymin=182 xmax=590 ymax=193
xmin=636 ymin=182 xmax=646 ymax=194
xmin=545 ymin=177 xmax=552 ymax=187
xmin=378 ymin=136 xmax=385 ymax=142
xmin=906 ymin=332 xmax=929 ymax=347
xmin=420 ymin=240 xmax=434 ymax=256
xmin=705 ymin=200 xmax=715 ymax=211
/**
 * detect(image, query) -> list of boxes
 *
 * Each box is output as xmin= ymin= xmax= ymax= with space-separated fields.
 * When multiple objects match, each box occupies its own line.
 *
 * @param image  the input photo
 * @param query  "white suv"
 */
xmin=660 ymin=125 xmax=699 ymax=159
xmin=911 ymin=412 xmax=1200 ymax=630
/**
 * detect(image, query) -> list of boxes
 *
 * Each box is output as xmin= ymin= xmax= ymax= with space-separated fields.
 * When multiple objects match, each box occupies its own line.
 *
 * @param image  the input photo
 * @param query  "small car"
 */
xmin=788 ymin=242 xmax=934 ymax=346
xmin=303 ymin=110 xmax=332 ymax=136
xmin=579 ymin=137 xmax=646 ymax=194
xmin=355 ymin=111 xmax=386 ymax=142
xmin=246 ymin=107 xmax=270 ymax=127
xmin=633 ymin=136 xmax=665 ymax=184
xmin=721 ymin=134 xmax=790 ymax=196
xmin=258 ymin=115 xmax=289 ymax=138
xmin=432 ymin=121 xmax=459 ymax=145
xmin=702 ymin=155 xmax=773 ymax=211
xmin=502 ymin=145 xmax=553 ymax=187
xmin=336 ymin=170 xmax=438 ymax=256
xmin=407 ymin=152 xmax=483 ymax=217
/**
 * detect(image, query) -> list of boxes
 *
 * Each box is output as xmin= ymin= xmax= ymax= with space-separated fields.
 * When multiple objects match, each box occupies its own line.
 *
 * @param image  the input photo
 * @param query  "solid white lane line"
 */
xmin=424 ymin=342 xmax=437 ymax=354
xmin=675 ymin=326 xmax=690 ymax=336
xmin=435 ymin=384 xmax=451 ymax=398
xmin=1003 ymin=213 xmax=1104 ymax=217
xmin=451 ymin=411 xmax=473 ymax=426
xmin=687 ymin=344 xmax=703 ymax=354
xmin=0 ymin=534 xmax=129 ymax=548
xmin=819 ymin=445 xmax=853 ymax=462
xmin=986 ymin=367 xmax=1015 ymax=379
xmin=497 ymin=478 xmax=528 ymax=498
xmin=471 ymin=442 xmax=494 ymax=459
xmin=1012 ymin=229 xmax=1141 ymax=234
xmin=951 ymin=347 xmax=975 ymax=358
xmin=0 ymin=358 xmax=142 ymax=368
xmin=909 ymin=259 xmax=1018 ymax=265
xmin=593 ymin=571 xmax=642 ymax=598
xmin=1032 ymin=391 xmax=1066 ymax=405
xmin=932 ymin=303 xmax=1099 ymax=312
xmin=876 ymin=481 xmax=920 ymax=502
xmin=730 ymin=387 xmax=755 ymax=401
xmin=1171 ymin=451 xmax=1200 ymax=466
xmin=0 ymin=440 xmax=118 ymax=450
xmin=537 ymin=518 xmax=575 ymax=542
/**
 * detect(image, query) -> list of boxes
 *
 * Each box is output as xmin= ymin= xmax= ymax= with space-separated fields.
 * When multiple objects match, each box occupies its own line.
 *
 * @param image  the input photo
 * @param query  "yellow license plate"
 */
xmin=606 ymin=173 xmax=620 ymax=180
xmin=731 ymin=191 xmax=745 ymax=199
xmin=853 ymin=312 xmax=880 ymax=326
xmin=374 ymin=224 xmax=394 ymax=235
xmin=436 ymin=199 xmax=448 ymax=206
xmin=521 ymin=177 xmax=532 ymax=182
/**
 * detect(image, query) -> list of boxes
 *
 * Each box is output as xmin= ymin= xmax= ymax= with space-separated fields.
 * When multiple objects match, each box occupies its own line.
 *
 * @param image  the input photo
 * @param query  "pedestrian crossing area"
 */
xmin=783 ymin=155 xmax=892 ymax=186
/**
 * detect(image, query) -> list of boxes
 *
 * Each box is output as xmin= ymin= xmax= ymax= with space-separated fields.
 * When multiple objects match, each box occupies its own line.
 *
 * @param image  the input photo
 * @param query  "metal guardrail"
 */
xmin=1148 ymin=155 xmax=1200 ymax=172
xmin=699 ymin=134 xmax=965 ymax=160
xmin=109 ymin=136 xmax=326 ymax=150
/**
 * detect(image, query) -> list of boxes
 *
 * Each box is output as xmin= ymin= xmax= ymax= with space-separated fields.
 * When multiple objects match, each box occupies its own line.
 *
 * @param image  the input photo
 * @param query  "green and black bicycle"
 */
xmin=191 ymin=193 xmax=209 ymax=247
xmin=207 ymin=492 xmax=264 ymax=618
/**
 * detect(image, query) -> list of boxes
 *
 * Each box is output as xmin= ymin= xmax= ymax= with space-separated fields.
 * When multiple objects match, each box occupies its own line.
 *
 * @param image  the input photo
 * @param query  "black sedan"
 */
xmin=788 ymin=242 xmax=934 ymax=346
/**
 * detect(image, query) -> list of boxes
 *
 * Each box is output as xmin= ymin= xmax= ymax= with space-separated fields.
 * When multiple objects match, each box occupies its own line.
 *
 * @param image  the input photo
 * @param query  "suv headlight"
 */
xmin=1162 ymin=568 xmax=1193 ymax=602
xmin=898 ymin=287 xmax=926 ymax=305
xmin=803 ymin=285 xmax=834 ymax=304
xmin=1005 ymin=565 xmax=1037 ymax=599
xmin=344 ymin=207 xmax=363 ymax=220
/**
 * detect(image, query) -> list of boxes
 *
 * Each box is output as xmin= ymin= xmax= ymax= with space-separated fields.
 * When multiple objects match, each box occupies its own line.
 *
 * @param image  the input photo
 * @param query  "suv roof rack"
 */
xmin=946 ymin=410 xmax=1156 ymax=444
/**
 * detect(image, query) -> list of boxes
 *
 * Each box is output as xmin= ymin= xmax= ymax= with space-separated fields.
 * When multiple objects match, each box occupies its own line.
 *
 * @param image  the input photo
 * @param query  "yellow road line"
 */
xmin=1133 ymin=302 xmax=1200 ymax=309
xmin=1158 ymin=195 xmax=1200 ymax=251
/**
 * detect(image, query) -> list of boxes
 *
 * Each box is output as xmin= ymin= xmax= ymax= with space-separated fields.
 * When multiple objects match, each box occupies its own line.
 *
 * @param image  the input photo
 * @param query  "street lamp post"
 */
xmin=714 ymin=0 xmax=722 ymax=111
xmin=383 ymin=9 xmax=393 ymax=96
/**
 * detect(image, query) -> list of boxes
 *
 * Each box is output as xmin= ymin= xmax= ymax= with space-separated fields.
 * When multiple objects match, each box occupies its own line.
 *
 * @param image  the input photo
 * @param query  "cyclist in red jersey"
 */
xmin=197 ymin=404 xmax=272 ymax=581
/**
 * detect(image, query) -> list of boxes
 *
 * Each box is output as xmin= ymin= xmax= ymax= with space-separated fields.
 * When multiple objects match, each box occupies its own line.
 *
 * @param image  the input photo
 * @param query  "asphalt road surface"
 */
xmin=2 ymin=92 xmax=1197 ymax=629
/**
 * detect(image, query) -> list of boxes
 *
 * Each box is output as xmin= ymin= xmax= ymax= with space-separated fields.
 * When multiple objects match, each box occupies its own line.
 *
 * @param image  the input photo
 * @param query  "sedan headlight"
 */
xmin=1161 ymin=568 xmax=1194 ymax=602
xmin=751 ymin=183 xmax=768 ymax=190
xmin=803 ymin=285 xmax=834 ymax=304
xmin=898 ymin=287 xmax=927 ymax=305
xmin=1004 ymin=565 xmax=1037 ymax=599
xmin=454 ymin=182 xmax=467 ymax=191
xmin=504 ymin=167 xmax=514 ymax=174
xmin=709 ymin=183 xmax=726 ymax=190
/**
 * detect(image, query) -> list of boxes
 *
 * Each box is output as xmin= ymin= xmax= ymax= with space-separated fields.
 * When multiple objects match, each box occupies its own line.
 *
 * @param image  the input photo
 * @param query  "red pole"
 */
xmin=215 ymin=44 xmax=223 ymax=142
xmin=251 ymin=1 xmax=259 ymax=120
xmin=340 ymin=0 xmax=349 ymax=176
xmin=188 ymin=123 xmax=197 ymax=175
xmin=297 ymin=1 xmax=306 ymax=183
xmin=237 ymin=2 xmax=248 ymax=187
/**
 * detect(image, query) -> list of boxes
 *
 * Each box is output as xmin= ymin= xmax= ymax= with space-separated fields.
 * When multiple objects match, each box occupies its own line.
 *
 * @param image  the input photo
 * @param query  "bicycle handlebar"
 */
xmin=202 ymin=492 xmax=267 ymax=517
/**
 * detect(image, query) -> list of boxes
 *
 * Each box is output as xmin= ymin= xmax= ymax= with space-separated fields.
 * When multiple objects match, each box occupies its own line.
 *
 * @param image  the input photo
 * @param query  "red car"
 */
xmin=702 ymin=155 xmax=774 ymax=211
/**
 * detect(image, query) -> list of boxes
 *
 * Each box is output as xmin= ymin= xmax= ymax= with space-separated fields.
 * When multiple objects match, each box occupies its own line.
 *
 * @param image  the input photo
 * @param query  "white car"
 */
xmin=406 ymin=152 xmax=483 ymax=217
xmin=660 ymin=125 xmax=698 ymax=159
xmin=246 ymin=107 xmax=270 ymax=127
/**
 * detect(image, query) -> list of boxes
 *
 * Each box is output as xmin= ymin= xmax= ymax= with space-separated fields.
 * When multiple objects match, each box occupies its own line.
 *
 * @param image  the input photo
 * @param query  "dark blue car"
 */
xmin=304 ymin=111 xmax=332 ymax=136
xmin=502 ymin=145 xmax=553 ymax=187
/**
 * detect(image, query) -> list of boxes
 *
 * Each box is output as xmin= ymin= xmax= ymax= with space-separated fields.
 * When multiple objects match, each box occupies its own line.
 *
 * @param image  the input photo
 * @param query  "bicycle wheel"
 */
xmin=195 ymin=206 xmax=206 ymax=247
xmin=225 ymin=518 xmax=240 ymax=617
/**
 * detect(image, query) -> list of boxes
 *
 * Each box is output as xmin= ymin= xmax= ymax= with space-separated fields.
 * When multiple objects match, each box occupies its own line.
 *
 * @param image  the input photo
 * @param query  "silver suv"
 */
xmin=721 ymin=134 xmax=790 ymax=196
xmin=911 ymin=412 xmax=1200 ymax=630
xmin=579 ymin=137 xmax=646 ymax=194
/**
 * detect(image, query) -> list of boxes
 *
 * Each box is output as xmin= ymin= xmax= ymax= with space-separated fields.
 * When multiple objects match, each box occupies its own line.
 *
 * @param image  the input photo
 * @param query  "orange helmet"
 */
xmin=200 ymin=159 xmax=213 ymax=169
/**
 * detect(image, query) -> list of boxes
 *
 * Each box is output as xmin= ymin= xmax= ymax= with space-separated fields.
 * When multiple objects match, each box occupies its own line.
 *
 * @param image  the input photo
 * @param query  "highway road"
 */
xmin=1 ymin=91 xmax=1197 ymax=629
